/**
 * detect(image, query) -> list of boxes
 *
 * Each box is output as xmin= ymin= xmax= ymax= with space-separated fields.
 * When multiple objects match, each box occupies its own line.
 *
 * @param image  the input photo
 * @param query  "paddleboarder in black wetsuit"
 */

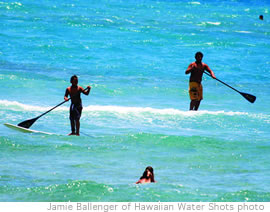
xmin=64 ymin=75 xmax=91 ymax=136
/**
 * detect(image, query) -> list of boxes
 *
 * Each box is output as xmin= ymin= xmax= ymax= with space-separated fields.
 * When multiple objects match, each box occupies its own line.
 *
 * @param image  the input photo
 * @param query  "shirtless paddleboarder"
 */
xmin=64 ymin=75 xmax=91 ymax=136
xmin=185 ymin=52 xmax=216 ymax=111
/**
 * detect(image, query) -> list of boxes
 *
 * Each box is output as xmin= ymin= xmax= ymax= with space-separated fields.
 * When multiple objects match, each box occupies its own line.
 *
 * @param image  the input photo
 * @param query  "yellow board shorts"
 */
xmin=189 ymin=82 xmax=203 ymax=101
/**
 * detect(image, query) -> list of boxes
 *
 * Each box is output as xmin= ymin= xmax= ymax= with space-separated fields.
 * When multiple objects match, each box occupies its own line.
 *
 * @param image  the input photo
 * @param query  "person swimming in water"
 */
xmin=136 ymin=166 xmax=156 ymax=184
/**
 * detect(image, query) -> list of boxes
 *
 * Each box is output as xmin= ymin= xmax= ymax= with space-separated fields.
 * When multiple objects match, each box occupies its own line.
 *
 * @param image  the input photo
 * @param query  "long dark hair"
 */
xmin=140 ymin=166 xmax=155 ymax=182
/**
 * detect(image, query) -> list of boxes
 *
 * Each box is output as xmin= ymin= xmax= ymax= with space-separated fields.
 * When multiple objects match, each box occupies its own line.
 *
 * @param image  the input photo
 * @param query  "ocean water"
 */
xmin=0 ymin=0 xmax=270 ymax=202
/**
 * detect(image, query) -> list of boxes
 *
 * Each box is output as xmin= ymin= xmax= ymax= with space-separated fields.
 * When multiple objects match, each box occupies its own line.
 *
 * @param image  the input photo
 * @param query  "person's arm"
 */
xmin=185 ymin=63 xmax=194 ymax=75
xmin=81 ymin=86 xmax=91 ymax=95
xmin=64 ymin=88 xmax=70 ymax=101
xmin=204 ymin=64 xmax=216 ymax=79
xmin=136 ymin=179 xmax=142 ymax=184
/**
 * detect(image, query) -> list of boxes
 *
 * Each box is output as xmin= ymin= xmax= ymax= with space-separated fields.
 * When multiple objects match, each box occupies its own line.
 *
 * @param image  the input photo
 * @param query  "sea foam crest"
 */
xmin=83 ymin=105 xmax=246 ymax=117
xmin=0 ymin=100 xmax=253 ymax=117
xmin=0 ymin=100 xmax=68 ymax=112
xmin=0 ymin=100 xmax=248 ymax=117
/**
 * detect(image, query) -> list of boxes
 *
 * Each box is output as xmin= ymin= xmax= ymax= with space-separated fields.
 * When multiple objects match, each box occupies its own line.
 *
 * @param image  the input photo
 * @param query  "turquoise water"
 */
xmin=0 ymin=0 xmax=270 ymax=202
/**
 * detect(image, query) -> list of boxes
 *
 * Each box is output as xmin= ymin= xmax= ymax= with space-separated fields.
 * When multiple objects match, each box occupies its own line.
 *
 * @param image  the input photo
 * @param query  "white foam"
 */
xmin=83 ymin=105 xmax=247 ymax=117
xmin=235 ymin=30 xmax=252 ymax=34
xmin=0 ymin=100 xmax=68 ymax=112
xmin=0 ymin=100 xmax=250 ymax=117
xmin=189 ymin=2 xmax=201 ymax=5
xmin=206 ymin=22 xmax=221 ymax=26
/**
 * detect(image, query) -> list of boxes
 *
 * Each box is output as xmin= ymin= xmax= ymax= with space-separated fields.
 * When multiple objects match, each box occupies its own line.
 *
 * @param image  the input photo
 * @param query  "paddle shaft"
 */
xmin=36 ymin=100 xmax=67 ymax=119
xmin=203 ymin=71 xmax=242 ymax=94
xmin=203 ymin=71 xmax=256 ymax=103
xmin=37 ymin=87 xmax=89 ymax=119
xmin=18 ymin=87 xmax=89 ymax=128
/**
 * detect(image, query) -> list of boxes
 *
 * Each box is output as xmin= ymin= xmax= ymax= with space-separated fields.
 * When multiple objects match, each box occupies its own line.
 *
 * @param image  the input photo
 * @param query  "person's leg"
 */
xmin=69 ymin=119 xmax=76 ymax=135
xmin=190 ymin=100 xmax=196 ymax=110
xmin=194 ymin=100 xmax=201 ymax=111
xmin=69 ymin=104 xmax=76 ymax=135
xmin=74 ymin=105 xmax=82 ymax=136
xmin=75 ymin=120 xmax=80 ymax=136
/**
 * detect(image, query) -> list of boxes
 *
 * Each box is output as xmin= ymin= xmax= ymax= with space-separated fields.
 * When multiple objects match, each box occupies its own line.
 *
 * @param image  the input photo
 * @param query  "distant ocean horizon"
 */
xmin=0 ymin=0 xmax=270 ymax=202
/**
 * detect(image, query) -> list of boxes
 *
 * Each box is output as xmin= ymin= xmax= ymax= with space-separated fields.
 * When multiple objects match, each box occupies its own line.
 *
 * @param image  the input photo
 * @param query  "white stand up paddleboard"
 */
xmin=4 ymin=123 xmax=53 ymax=135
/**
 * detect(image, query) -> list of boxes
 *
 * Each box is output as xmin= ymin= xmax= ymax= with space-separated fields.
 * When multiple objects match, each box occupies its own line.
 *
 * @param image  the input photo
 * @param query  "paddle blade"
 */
xmin=18 ymin=117 xmax=39 ymax=129
xmin=240 ymin=92 xmax=256 ymax=103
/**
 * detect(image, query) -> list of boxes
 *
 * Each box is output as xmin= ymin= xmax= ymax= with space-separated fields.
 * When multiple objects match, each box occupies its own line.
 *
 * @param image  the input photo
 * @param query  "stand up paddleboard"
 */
xmin=4 ymin=123 xmax=53 ymax=135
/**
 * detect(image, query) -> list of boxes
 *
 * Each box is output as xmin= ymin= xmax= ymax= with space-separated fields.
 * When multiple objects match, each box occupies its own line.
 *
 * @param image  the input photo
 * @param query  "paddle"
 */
xmin=18 ymin=87 xmax=89 ymax=129
xmin=204 ymin=71 xmax=256 ymax=103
